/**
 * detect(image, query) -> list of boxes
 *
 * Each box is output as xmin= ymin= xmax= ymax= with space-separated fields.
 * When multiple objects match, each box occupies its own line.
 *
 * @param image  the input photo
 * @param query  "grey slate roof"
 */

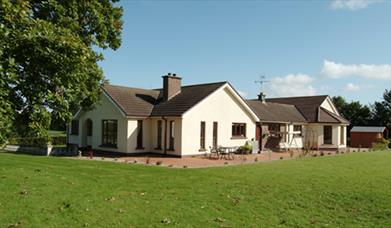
xmin=246 ymin=100 xmax=307 ymax=123
xmin=351 ymin=126 xmax=387 ymax=133
xmin=102 ymin=82 xmax=226 ymax=117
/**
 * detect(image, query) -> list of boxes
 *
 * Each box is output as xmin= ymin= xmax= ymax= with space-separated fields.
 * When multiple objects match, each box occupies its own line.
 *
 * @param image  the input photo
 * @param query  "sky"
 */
xmin=98 ymin=0 xmax=391 ymax=105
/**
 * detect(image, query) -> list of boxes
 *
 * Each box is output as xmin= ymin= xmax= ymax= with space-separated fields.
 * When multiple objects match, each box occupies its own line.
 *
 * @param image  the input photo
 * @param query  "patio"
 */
xmin=76 ymin=148 xmax=362 ymax=168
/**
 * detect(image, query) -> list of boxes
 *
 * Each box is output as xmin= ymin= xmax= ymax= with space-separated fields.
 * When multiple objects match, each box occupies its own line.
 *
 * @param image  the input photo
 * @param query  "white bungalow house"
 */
xmin=68 ymin=73 xmax=260 ymax=156
xmin=68 ymin=73 xmax=349 ymax=156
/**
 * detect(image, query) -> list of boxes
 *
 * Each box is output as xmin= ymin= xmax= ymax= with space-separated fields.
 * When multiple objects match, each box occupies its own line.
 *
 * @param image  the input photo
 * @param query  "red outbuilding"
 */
xmin=350 ymin=126 xmax=389 ymax=148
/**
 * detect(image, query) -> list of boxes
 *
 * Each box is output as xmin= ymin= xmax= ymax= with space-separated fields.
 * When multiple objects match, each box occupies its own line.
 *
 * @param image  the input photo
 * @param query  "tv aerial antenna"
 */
xmin=254 ymin=75 xmax=269 ymax=93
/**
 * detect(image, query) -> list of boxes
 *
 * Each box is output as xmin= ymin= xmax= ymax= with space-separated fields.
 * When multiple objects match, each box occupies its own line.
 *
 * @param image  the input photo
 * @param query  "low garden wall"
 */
xmin=3 ymin=136 xmax=79 ymax=156
xmin=3 ymin=145 xmax=78 ymax=156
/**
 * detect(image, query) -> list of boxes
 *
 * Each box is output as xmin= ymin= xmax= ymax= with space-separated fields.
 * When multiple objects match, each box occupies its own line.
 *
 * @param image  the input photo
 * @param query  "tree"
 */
xmin=332 ymin=96 xmax=372 ymax=127
xmin=0 ymin=0 xmax=123 ymax=143
xmin=372 ymin=89 xmax=391 ymax=130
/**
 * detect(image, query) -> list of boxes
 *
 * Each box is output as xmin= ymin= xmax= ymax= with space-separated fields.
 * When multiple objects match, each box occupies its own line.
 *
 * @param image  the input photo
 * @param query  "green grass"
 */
xmin=1 ymin=151 xmax=391 ymax=227
xmin=48 ymin=130 xmax=66 ymax=137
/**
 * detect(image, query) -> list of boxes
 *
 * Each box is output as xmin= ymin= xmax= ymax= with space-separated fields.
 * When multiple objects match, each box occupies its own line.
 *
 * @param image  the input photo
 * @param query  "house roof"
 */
xmin=150 ymin=82 xmax=227 ymax=116
xmin=351 ymin=126 xmax=387 ymax=133
xmin=266 ymin=95 xmax=328 ymax=122
xmin=102 ymin=82 xmax=227 ymax=117
xmin=318 ymin=107 xmax=350 ymax=124
xmin=102 ymin=84 xmax=160 ymax=117
xmin=246 ymin=100 xmax=307 ymax=123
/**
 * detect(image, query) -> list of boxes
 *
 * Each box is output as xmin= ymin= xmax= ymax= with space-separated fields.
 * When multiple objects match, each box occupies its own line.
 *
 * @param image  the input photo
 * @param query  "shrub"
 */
xmin=50 ymin=136 xmax=66 ymax=145
xmin=240 ymin=143 xmax=253 ymax=153
xmin=372 ymin=138 xmax=390 ymax=151
xmin=7 ymin=136 xmax=66 ymax=147
xmin=8 ymin=136 xmax=50 ymax=147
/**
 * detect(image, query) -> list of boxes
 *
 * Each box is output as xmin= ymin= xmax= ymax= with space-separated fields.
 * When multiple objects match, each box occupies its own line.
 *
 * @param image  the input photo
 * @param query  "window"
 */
xmin=268 ymin=123 xmax=280 ymax=135
xmin=136 ymin=120 xmax=143 ymax=149
xmin=323 ymin=126 xmax=332 ymax=145
xmin=200 ymin=122 xmax=206 ymax=150
xmin=157 ymin=120 xmax=162 ymax=149
xmin=340 ymin=126 xmax=345 ymax=145
xmin=169 ymin=121 xmax=175 ymax=150
xmin=213 ymin=122 xmax=218 ymax=148
xmin=86 ymin=119 xmax=93 ymax=136
xmin=294 ymin=125 xmax=302 ymax=136
xmin=102 ymin=120 xmax=118 ymax=147
xmin=232 ymin=123 xmax=246 ymax=138
xmin=71 ymin=120 xmax=79 ymax=135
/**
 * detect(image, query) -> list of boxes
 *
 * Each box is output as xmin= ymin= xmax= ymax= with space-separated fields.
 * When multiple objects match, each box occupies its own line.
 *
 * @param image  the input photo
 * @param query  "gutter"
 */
xmin=162 ymin=116 xmax=167 ymax=155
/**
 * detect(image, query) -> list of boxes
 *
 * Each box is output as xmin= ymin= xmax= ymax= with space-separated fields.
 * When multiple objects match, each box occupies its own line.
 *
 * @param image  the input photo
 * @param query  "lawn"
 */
xmin=0 ymin=151 xmax=391 ymax=227
xmin=48 ymin=130 xmax=66 ymax=137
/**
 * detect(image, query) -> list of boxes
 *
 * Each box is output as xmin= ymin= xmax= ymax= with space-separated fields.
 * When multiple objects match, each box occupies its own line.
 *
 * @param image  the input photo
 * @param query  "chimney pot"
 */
xmin=258 ymin=92 xmax=266 ymax=103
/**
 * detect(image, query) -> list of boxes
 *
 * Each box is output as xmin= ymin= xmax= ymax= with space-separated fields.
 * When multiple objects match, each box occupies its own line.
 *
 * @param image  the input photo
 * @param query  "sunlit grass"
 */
xmin=0 ymin=151 xmax=390 ymax=227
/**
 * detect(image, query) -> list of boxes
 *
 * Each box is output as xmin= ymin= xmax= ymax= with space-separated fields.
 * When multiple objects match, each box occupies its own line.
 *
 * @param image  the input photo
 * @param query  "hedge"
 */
xmin=8 ymin=136 xmax=67 ymax=147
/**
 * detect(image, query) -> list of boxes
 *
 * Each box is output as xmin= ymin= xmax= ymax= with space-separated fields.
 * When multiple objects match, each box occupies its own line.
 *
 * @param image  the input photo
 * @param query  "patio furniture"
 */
xmin=209 ymin=146 xmax=219 ymax=159
xmin=218 ymin=146 xmax=237 ymax=160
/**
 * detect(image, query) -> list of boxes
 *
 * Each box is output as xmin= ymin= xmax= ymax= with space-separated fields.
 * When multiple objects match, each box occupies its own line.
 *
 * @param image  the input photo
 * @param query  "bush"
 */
xmin=8 ymin=137 xmax=50 ymax=147
xmin=240 ymin=143 xmax=253 ymax=152
xmin=7 ymin=136 xmax=66 ymax=147
xmin=50 ymin=136 xmax=66 ymax=145
xmin=372 ymin=138 xmax=390 ymax=151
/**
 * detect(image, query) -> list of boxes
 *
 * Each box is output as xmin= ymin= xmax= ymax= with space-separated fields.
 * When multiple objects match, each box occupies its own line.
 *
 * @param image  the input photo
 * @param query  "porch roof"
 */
xmin=246 ymin=100 xmax=307 ymax=123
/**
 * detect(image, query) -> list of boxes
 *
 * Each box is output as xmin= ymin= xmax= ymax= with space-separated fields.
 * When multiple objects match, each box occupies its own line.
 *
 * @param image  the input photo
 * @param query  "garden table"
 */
xmin=218 ymin=146 xmax=237 ymax=160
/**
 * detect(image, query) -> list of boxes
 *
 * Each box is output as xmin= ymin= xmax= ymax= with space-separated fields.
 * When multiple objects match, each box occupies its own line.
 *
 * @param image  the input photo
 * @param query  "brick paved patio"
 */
xmin=76 ymin=148 xmax=366 ymax=168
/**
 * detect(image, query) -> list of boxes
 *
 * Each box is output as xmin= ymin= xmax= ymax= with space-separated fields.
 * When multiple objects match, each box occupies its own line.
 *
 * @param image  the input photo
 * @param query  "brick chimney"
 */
xmin=258 ymin=92 xmax=266 ymax=103
xmin=162 ymin=73 xmax=182 ymax=101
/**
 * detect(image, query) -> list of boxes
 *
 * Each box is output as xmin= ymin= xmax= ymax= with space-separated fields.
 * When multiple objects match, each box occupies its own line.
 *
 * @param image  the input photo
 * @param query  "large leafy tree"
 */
xmin=372 ymin=90 xmax=391 ymax=130
xmin=0 ymin=0 xmax=123 ymax=142
xmin=332 ymin=96 xmax=372 ymax=128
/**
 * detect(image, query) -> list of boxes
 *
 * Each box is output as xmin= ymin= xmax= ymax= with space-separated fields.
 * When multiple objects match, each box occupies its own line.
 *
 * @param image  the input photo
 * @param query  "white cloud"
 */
xmin=237 ymin=90 xmax=248 ymax=98
xmin=331 ymin=0 xmax=383 ymax=11
xmin=321 ymin=60 xmax=391 ymax=80
xmin=345 ymin=83 xmax=360 ymax=91
xmin=268 ymin=74 xmax=317 ymax=97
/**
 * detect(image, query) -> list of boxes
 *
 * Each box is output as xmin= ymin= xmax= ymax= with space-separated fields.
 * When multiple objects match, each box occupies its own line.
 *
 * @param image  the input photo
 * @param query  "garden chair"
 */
xmin=209 ymin=146 xmax=219 ymax=159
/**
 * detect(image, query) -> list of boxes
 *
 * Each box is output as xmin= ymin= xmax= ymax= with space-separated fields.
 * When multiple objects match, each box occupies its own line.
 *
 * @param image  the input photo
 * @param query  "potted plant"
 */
xmin=239 ymin=143 xmax=253 ymax=154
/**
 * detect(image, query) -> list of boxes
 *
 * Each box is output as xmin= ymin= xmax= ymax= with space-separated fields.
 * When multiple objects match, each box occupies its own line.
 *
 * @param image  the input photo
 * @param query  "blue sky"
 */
xmin=99 ymin=0 xmax=391 ymax=104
